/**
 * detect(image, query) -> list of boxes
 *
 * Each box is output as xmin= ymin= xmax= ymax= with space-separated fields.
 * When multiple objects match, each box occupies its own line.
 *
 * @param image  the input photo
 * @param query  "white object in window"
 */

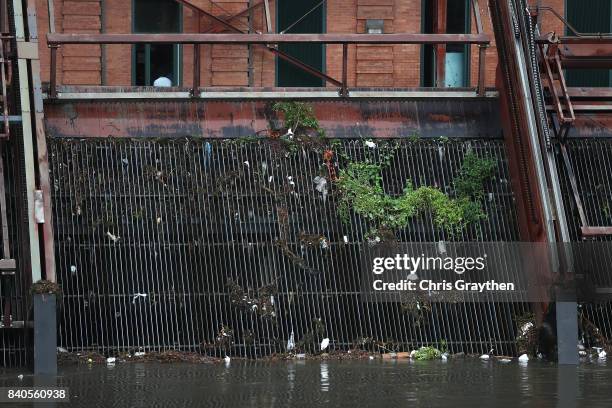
xmin=153 ymin=77 xmax=172 ymax=87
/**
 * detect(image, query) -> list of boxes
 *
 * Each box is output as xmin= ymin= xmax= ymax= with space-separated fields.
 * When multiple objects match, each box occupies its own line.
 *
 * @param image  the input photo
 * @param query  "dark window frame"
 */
xmin=420 ymin=0 xmax=471 ymax=87
xmin=131 ymin=0 xmax=183 ymax=86
xmin=275 ymin=0 xmax=327 ymax=87
xmin=564 ymin=0 xmax=612 ymax=87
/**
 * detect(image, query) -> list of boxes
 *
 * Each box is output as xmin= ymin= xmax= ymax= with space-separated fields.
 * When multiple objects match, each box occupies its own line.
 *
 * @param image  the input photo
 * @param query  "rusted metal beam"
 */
xmin=49 ymin=45 xmax=57 ymax=98
xmin=471 ymin=0 xmax=483 ymax=34
xmin=341 ymin=43 xmax=348 ymax=97
xmin=552 ymin=36 xmax=612 ymax=44
xmin=174 ymin=0 xmax=243 ymax=34
xmin=263 ymin=0 xmax=272 ymax=33
xmin=47 ymin=33 xmax=490 ymax=45
xmin=269 ymin=47 xmax=342 ymax=87
xmin=581 ymin=226 xmax=612 ymax=237
xmin=555 ymin=43 xmax=612 ymax=69
xmin=539 ymin=45 xmax=574 ymax=138
xmin=434 ymin=0 xmax=447 ymax=87
xmin=192 ymin=44 xmax=200 ymax=96
xmin=44 ymin=98 xmax=502 ymax=139
xmin=477 ymin=45 xmax=487 ymax=96
xmin=202 ymin=1 xmax=264 ymax=33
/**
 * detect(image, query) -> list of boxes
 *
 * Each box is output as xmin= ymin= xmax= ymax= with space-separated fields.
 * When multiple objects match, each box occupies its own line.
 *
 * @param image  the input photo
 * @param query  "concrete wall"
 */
xmin=35 ymin=0 xmax=565 ymax=88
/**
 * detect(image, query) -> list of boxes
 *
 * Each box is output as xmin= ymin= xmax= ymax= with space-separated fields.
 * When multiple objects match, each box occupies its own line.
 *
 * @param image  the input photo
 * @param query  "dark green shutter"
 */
xmin=565 ymin=0 xmax=611 ymax=87
xmin=277 ymin=0 xmax=325 ymax=87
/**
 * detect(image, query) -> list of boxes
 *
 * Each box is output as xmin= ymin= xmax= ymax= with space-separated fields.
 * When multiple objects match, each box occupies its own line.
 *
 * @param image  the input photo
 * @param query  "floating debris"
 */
xmin=599 ymin=350 xmax=607 ymax=359
xmin=106 ymin=231 xmax=120 ymax=243
xmin=382 ymin=352 xmax=397 ymax=360
xmin=480 ymin=354 xmax=490 ymax=360
xmin=520 ymin=322 xmax=534 ymax=336
xmin=518 ymin=354 xmax=529 ymax=363
xmin=281 ymin=128 xmax=294 ymax=140
xmin=287 ymin=330 xmax=295 ymax=352
xmin=367 ymin=236 xmax=382 ymax=246
xmin=106 ymin=357 xmax=116 ymax=365
xmin=319 ymin=238 xmax=329 ymax=250
xmin=313 ymin=176 xmax=328 ymax=195
xmin=30 ymin=280 xmax=62 ymax=296
xmin=132 ymin=293 xmax=147 ymax=304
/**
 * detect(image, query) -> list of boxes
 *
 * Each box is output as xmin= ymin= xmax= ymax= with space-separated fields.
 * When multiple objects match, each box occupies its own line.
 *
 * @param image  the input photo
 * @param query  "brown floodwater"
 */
xmin=0 ymin=358 xmax=610 ymax=407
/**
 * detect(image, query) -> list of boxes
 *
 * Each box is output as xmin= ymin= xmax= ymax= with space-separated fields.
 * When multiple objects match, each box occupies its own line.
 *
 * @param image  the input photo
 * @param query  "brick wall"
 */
xmin=35 ymin=0 xmax=564 ymax=89
xmin=61 ymin=1 xmax=102 ymax=85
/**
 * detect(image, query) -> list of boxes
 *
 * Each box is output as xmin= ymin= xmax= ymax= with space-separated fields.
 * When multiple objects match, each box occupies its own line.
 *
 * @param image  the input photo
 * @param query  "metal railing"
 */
xmin=45 ymin=31 xmax=491 ymax=99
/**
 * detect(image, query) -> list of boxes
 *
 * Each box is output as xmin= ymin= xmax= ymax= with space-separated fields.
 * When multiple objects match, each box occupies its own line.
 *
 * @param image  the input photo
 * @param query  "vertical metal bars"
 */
xmin=48 ymin=137 xmax=531 ymax=357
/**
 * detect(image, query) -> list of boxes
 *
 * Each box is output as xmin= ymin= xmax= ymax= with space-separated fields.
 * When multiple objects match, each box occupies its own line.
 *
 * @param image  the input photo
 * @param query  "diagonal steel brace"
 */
xmin=174 ymin=0 xmax=342 ymax=87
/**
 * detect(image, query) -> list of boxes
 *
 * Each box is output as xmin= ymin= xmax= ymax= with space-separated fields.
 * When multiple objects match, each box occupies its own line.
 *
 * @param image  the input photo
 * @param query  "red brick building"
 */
xmin=34 ymin=0 xmax=568 ymax=90
xmin=25 ymin=0 xmax=506 ymax=87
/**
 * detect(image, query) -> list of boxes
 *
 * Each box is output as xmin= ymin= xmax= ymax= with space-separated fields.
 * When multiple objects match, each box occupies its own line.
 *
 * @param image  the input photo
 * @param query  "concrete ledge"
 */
xmin=45 ymin=86 xmax=499 ymax=101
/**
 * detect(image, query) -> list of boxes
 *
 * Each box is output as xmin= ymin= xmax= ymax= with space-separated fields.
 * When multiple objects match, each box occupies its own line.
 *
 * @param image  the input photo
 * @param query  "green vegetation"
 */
xmin=413 ymin=346 xmax=442 ymax=360
xmin=454 ymin=152 xmax=497 ymax=200
xmin=336 ymin=152 xmax=497 ymax=236
xmin=272 ymin=102 xmax=321 ymax=134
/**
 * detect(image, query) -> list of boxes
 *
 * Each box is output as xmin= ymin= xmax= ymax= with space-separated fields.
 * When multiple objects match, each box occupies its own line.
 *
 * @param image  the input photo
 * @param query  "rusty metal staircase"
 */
xmin=535 ymin=8 xmax=612 ymax=238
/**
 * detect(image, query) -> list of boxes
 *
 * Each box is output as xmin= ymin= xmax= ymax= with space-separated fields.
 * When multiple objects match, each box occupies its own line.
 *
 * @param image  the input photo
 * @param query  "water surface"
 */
xmin=1 ymin=359 xmax=610 ymax=407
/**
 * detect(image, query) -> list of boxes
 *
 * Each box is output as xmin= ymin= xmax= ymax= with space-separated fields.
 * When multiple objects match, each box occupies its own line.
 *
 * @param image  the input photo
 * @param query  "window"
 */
xmin=276 ymin=0 xmax=325 ymax=87
xmin=421 ymin=0 xmax=470 ymax=87
xmin=566 ymin=0 xmax=611 ymax=87
xmin=132 ymin=0 xmax=182 ymax=86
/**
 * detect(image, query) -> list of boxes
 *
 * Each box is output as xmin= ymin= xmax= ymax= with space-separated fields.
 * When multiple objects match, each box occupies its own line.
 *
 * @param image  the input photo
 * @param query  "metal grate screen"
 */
xmin=49 ymin=137 xmax=530 ymax=357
